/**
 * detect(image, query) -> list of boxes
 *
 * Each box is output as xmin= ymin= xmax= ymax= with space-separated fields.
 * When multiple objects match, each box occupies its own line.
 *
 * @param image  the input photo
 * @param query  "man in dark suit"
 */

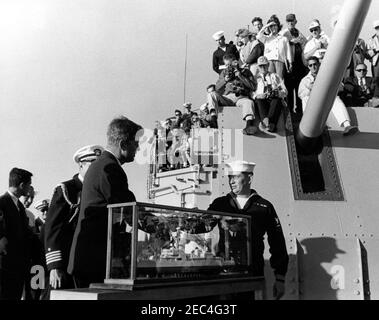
xmin=0 ymin=168 xmax=34 ymax=300
xmin=68 ymin=116 xmax=142 ymax=288
xmin=44 ymin=145 xmax=103 ymax=295
xmin=341 ymin=63 xmax=376 ymax=107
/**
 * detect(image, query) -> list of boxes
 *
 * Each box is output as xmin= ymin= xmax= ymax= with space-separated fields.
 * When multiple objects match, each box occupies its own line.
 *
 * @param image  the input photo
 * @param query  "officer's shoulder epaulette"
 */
xmin=51 ymin=183 xmax=75 ymax=207
xmin=51 ymin=183 xmax=63 ymax=196
xmin=62 ymin=177 xmax=76 ymax=189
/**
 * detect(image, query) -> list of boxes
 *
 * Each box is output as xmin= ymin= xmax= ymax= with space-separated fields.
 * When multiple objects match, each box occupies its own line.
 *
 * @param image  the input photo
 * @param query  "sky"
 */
xmin=1 ymin=0 xmax=378 ymax=207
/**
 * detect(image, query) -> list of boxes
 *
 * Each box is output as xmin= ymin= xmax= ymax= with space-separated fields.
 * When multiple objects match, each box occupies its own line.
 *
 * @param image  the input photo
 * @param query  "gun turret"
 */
xmin=296 ymin=0 xmax=372 ymax=154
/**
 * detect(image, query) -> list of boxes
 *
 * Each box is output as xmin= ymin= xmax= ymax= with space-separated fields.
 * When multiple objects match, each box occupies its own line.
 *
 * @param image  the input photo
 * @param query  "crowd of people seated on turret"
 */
xmin=154 ymin=13 xmax=379 ymax=172
xmin=210 ymin=14 xmax=379 ymax=135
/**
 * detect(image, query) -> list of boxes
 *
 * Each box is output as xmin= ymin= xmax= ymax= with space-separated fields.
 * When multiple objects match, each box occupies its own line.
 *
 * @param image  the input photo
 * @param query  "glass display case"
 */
xmin=104 ymin=202 xmax=252 ymax=288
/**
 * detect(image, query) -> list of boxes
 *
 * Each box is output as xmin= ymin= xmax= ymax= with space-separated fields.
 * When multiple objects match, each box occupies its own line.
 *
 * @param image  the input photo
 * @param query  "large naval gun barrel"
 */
xmin=296 ymin=0 xmax=372 ymax=153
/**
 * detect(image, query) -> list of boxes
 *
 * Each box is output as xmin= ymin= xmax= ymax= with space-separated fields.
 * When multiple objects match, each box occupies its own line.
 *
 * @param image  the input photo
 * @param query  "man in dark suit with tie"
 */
xmin=0 ymin=168 xmax=34 ymax=300
xmin=68 ymin=116 xmax=142 ymax=288
xmin=341 ymin=63 xmax=376 ymax=107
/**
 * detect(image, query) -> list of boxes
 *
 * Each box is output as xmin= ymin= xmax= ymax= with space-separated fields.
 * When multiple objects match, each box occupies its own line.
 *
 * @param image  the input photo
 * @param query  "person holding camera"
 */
xmin=207 ymin=54 xmax=258 ymax=136
xmin=253 ymin=56 xmax=288 ymax=133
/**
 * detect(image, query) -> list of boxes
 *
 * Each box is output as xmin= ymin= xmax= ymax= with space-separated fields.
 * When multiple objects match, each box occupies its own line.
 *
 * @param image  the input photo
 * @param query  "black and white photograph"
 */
xmin=0 ymin=0 xmax=379 ymax=309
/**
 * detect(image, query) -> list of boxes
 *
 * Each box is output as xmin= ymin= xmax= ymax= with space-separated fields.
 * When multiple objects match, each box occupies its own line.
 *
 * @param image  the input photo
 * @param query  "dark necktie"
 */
xmin=17 ymin=200 xmax=25 ymax=214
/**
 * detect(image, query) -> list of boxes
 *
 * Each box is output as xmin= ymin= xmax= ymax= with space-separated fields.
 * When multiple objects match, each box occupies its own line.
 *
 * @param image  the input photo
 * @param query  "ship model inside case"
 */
xmin=104 ymin=202 xmax=253 ymax=289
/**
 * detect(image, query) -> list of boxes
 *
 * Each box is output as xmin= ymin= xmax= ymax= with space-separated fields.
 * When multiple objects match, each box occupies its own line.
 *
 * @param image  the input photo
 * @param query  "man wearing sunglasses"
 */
xmin=303 ymin=20 xmax=330 ymax=62
xmin=299 ymin=56 xmax=358 ymax=136
xmin=342 ymin=63 xmax=376 ymax=107
xmin=44 ymin=144 xmax=103 ymax=295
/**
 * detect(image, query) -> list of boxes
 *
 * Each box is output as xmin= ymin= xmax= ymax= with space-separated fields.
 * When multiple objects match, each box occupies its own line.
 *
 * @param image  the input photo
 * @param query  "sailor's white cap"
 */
xmin=225 ymin=160 xmax=256 ymax=175
xmin=200 ymin=103 xmax=208 ymax=111
xmin=212 ymin=31 xmax=225 ymax=41
xmin=309 ymin=20 xmax=321 ymax=30
xmin=34 ymin=199 xmax=50 ymax=211
xmin=373 ymin=20 xmax=379 ymax=29
xmin=183 ymin=102 xmax=192 ymax=109
xmin=73 ymin=145 xmax=104 ymax=163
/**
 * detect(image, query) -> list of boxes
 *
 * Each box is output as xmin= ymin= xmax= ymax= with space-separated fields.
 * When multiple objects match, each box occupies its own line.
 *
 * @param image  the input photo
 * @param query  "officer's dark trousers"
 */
xmin=0 ymin=269 xmax=26 ymax=300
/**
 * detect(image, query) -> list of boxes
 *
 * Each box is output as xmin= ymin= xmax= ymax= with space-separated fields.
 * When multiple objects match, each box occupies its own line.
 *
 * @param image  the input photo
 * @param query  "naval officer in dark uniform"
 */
xmin=68 ymin=116 xmax=142 ymax=288
xmin=44 ymin=145 xmax=103 ymax=292
xmin=208 ymin=160 xmax=288 ymax=300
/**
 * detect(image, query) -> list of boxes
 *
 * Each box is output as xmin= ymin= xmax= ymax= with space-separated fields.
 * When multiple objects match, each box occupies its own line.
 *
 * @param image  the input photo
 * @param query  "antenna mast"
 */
xmin=184 ymin=33 xmax=188 ymax=103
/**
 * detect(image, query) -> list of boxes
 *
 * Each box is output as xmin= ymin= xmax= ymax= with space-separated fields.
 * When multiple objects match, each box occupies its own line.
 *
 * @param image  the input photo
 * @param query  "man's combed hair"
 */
xmin=252 ymin=17 xmax=263 ymax=25
xmin=107 ymin=116 xmax=143 ymax=147
xmin=206 ymin=84 xmax=216 ymax=91
xmin=307 ymin=56 xmax=320 ymax=64
xmin=9 ymin=168 xmax=33 ymax=188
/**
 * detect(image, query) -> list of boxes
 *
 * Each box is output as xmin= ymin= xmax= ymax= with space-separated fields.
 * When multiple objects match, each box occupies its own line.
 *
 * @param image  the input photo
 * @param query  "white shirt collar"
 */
xmin=231 ymin=191 xmax=258 ymax=209
xmin=105 ymin=149 xmax=122 ymax=167
xmin=357 ymin=77 xmax=366 ymax=84
xmin=307 ymin=71 xmax=316 ymax=81
xmin=7 ymin=190 xmax=19 ymax=209
xmin=78 ymin=174 xmax=84 ymax=182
